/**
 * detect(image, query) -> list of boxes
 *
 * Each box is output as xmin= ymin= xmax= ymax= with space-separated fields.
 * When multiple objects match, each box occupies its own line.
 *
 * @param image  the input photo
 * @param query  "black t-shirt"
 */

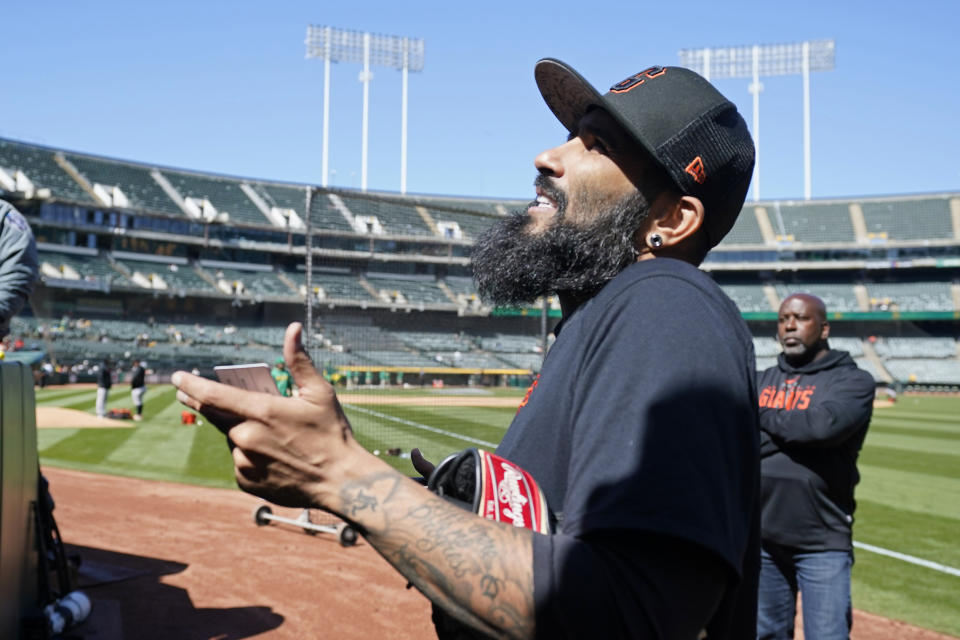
xmin=497 ymin=259 xmax=760 ymax=638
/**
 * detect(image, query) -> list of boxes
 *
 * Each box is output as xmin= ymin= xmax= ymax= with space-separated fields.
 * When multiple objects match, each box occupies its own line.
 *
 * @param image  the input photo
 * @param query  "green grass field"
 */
xmin=35 ymin=386 xmax=960 ymax=636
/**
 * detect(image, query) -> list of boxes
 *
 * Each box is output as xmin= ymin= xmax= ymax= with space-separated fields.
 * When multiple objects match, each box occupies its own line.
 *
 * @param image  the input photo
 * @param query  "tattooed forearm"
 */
xmin=335 ymin=470 xmax=535 ymax=639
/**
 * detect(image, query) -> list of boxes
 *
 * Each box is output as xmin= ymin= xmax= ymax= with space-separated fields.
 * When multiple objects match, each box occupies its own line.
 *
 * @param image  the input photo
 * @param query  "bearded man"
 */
xmin=174 ymin=59 xmax=760 ymax=639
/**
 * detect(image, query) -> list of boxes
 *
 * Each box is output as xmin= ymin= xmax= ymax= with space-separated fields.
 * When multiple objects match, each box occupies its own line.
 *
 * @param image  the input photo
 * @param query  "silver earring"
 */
xmin=649 ymin=234 xmax=663 ymax=248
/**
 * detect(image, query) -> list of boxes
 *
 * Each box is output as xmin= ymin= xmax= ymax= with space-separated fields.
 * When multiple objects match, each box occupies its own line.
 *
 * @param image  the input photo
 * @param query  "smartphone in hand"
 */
xmin=214 ymin=363 xmax=281 ymax=395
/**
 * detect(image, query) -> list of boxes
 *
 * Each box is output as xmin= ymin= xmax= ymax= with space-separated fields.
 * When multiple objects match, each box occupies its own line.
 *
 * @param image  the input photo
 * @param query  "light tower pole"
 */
xmin=306 ymin=26 xmax=425 ymax=193
xmin=679 ymin=39 xmax=835 ymax=201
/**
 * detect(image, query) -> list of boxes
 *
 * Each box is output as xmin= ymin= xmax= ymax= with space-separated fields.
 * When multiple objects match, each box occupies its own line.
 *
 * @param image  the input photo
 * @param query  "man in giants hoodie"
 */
xmin=756 ymin=293 xmax=875 ymax=640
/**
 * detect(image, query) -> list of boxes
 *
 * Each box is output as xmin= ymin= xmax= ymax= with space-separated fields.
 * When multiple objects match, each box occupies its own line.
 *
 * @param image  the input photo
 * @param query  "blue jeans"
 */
xmin=757 ymin=542 xmax=853 ymax=640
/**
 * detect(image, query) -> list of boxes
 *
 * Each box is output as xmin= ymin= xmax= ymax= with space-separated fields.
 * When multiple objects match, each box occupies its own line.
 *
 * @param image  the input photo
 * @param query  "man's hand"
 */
xmin=174 ymin=325 xmax=536 ymax=639
xmin=172 ymin=322 xmax=370 ymax=509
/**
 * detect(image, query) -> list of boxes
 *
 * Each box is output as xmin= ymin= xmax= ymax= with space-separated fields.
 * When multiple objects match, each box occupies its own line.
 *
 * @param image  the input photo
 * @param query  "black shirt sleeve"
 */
xmin=534 ymin=531 xmax=728 ymax=639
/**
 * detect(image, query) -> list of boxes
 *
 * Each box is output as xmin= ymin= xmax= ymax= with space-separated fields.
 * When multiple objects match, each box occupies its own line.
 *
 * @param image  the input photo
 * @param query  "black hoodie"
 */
xmin=757 ymin=349 xmax=875 ymax=551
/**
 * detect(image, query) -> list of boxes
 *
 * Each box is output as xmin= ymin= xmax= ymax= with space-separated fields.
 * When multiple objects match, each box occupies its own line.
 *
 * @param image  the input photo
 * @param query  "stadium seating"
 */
xmin=873 ymin=337 xmax=956 ymax=359
xmin=721 ymin=205 xmax=766 ymax=245
xmin=161 ymin=170 xmax=269 ymax=226
xmin=364 ymin=275 xmax=453 ymax=306
xmin=860 ymin=197 xmax=954 ymax=241
xmin=4 ymin=135 xmax=959 ymax=387
xmin=776 ymin=201 xmax=856 ymax=244
xmin=864 ymin=281 xmax=954 ymax=312
xmin=38 ymin=246 xmax=129 ymax=289
xmin=251 ymin=183 xmax=355 ymax=233
xmin=338 ymin=194 xmax=433 ymax=237
xmin=0 ymin=139 xmax=92 ymax=203
xmin=720 ymin=284 xmax=773 ymax=312
xmin=773 ymin=283 xmax=861 ymax=312
xmin=112 ymin=254 xmax=214 ymax=294
xmin=421 ymin=206 xmax=499 ymax=241
xmin=65 ymin=153 xmax=183 ymax=216
xmin=287 ymin=269 xmax=373 ymax=302
xmin=883 ymin=359 xmax=960 ymax=384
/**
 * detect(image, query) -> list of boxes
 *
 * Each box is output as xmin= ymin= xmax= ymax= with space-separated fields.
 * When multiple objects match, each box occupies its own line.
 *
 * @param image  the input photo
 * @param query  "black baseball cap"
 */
xmin=534 ymin=58 xmax=755 ymax=248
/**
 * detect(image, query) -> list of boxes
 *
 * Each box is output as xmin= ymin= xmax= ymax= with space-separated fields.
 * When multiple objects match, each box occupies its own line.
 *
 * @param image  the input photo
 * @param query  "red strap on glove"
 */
xmin=427 ymin=448 xmax=552 ymax=534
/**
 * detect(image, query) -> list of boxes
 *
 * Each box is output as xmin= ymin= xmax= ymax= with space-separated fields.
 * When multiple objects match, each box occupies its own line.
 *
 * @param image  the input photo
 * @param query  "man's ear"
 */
xmin=637 ymin=194 xmax=705 ymax=255
xmin=820 ymin=319 xmax=831 ymax=341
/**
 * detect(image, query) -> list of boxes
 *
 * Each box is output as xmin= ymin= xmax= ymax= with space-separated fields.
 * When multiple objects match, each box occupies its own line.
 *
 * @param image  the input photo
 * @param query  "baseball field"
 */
xmin=35 ymin=383 xmax=960 ymax=638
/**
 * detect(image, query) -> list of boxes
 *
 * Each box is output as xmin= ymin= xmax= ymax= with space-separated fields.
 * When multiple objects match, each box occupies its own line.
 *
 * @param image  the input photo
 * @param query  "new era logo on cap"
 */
xmin=685 ymin=156 xmax=706 ymax=184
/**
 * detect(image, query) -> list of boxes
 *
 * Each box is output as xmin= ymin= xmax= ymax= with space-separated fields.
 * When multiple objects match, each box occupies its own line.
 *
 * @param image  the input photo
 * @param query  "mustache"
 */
xmin=532 ymin=174 xmax=567 ymax=217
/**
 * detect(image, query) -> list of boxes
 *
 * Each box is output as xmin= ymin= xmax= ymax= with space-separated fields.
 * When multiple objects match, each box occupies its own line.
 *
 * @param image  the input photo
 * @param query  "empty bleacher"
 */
xmin=720 ymin=284 xmax=772 ymax=312
xmin=424 ymin=207 xmax=500 ymax=241
xmin=776 ymin=201 xmax=856 ymax=244
xmin=112 ymin=253 xmax=213 ymax=294
xmin=720 ymin=205 xmax=765 ymax=245
xmin=864 ymin=281 xmax=954 ymax=311
xmin=288 ymin=269 xmax=372 ymax=302
xmin=365 ymin=274 xmax=452 ymax=306
xmin=338 ymin=194 xmax=433 ymax=236
xmin=0 ymin=140 xmax=92 ymax=203
xmin=200 ymin=263 xmax=295 ymax=299
xmin=773 ymin=283 xmax=860 ymax=312
xmin=37 ymin=245 xmax=128 ymax=288
xmin=251 ymin=183 xmax=354 ymax=233
xmin=161 ymin=170 xmax=269 ymax=225
xmin=883 ymin=359 xmax=960 ymax=384
xmin=873 ymin=337 xmax=955 ymax=359
xmin=66 ymin=154 xmax=183 ymax=216
xmin=860 ymin=197 xmax=954 ymax=241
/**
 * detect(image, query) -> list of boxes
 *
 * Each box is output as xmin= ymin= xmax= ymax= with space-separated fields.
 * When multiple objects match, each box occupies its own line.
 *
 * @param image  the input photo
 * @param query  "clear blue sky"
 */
xmin=3 ymin=1 xmax=958 ymax=202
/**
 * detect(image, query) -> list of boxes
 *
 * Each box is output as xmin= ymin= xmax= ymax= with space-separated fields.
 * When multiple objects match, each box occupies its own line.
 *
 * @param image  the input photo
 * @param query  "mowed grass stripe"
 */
xmin=853 ymin=547 xmax=960 ymax=637
xmin=346 ymin=407 xmax=482 ymax=451
xmin=876 ymin=408 xmax=960 ymax=424
xmin=856 ymin=499 xmax=960 ymax=568
xmin=37 ymin=428 xmax=82 ymax=450
xmin=345 ymin=410 xmax=477 ymax=474
xmin=35 ymin=387 xmax=96 ymax=403
xmin=863 ymin=431 xmax=960 ymax=457
xmin=102 ymin=421 xmax=196 ymax=473
xmin=36 ymin=388 xmax=103 ymax=409
xmin=857 ymin=464 xmax=960 ymax=520
xmin=869 ymin=414 xmax=960 ymax=435
xmin=351 ymin=404 xmax=513 ymax=446
xmin=858 ymin=445 xmax=960 ymax=480
xmin=867 ymin=423 xmax=960 ymax=440
xmin=184 ymin=425 xmax=239 ymax=487
xmin=40 ymin=427 xmax=137 ymax=465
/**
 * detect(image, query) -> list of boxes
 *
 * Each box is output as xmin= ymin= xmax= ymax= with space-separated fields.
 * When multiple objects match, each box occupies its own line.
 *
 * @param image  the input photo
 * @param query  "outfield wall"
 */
xmin=0 ymin=362 xmax=40 ymax=640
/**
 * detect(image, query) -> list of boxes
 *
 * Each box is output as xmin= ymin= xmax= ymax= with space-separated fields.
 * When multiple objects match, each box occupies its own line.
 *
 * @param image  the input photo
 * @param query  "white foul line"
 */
xmin=344 ymin=404 xmax=500 ymax=449
xmin=343 ymin=406 xmax=960 ymax=580
xmin=853 ymin=541 xmax=960 ymax=577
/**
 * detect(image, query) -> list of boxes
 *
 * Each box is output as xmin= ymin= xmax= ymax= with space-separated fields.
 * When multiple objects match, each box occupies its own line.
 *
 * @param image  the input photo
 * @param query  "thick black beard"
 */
xmin=470 ymin=190 xmax=650 ymax=306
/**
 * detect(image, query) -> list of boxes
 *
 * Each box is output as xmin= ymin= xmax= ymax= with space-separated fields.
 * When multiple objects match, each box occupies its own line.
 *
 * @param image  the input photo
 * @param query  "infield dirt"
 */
xmin=41 ymin=467 xmax=957 ymax=640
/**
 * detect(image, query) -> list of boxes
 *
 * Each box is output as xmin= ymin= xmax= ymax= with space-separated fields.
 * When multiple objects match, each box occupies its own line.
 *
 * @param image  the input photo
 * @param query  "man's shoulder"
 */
xmin=600 ymin=258 xmax=727 ymax=306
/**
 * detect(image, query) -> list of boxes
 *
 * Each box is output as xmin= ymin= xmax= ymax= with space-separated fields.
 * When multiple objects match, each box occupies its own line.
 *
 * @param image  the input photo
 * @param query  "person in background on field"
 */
xmin=130 ymin=360 xmax=147 ymax=421
xmin=0 ymin=199 xmax=39 ymax=340
xmin=756 ymin=293 xmax=875 ymax=639
xmin=270 ymin=356 xmax=292 ymax=397
xmin=96 ymin=358 xmax=113 ymax=418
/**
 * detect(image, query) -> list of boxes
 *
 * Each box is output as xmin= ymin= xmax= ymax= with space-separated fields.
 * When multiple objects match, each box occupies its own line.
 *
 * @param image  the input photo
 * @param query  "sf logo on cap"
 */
xmin=610 ymin=66 xmax=666 ymax=94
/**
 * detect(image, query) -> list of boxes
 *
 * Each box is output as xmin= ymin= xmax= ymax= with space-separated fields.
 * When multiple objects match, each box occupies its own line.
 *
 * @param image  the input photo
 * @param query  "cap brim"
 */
xmin=535 ymin=58 xmax=662 ymax=167
xmin=534 ymin=58 xmax=605 ymax=135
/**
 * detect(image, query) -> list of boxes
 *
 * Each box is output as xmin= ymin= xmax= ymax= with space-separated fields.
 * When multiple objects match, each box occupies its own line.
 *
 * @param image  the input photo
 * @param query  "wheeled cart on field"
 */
xmin=252 ymin=505 xmax=358 ymax=547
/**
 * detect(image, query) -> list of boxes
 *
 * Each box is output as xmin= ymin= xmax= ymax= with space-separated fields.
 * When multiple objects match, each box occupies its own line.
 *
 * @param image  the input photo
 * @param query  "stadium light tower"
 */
xmin=678 ymin=39 xmax=835 ymax=201
xmin=306 ymin=25 xmax=425 ymax=193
